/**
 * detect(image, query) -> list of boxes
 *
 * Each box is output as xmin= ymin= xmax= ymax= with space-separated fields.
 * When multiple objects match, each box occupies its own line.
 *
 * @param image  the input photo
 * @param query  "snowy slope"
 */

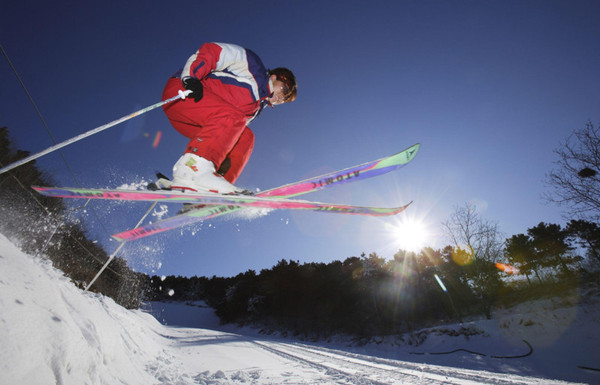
xmin=0 ymin=232 xmax=597 ymax=385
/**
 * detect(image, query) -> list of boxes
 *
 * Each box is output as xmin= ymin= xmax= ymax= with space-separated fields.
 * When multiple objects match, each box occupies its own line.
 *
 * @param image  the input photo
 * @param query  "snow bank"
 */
xmin=145 ymin=286 xmax=600 ymax=384
xmin=146 ymin=291 xmax=600 ymax=384
xmin=0 ymin=233 xmax=171 ymax=384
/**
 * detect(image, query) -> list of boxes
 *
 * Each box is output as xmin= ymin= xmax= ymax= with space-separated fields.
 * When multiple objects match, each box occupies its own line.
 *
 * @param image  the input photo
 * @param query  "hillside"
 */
xmin=0 ymin=233 xmax=597 ymax=384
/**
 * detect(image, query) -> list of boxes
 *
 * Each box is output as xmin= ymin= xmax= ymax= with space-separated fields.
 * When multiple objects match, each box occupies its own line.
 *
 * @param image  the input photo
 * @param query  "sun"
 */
xmin=386 ymin=217 xmax=430 ymax=253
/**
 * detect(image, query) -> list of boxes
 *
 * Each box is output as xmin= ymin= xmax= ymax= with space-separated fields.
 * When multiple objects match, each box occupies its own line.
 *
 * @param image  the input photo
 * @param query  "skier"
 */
xmin=161 ymin=42 xmax=297 ymax=194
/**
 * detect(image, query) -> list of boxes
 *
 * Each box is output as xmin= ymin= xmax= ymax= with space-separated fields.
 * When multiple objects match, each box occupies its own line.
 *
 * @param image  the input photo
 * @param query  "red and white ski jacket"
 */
xmin=179 ymin=42 xmax=272 ymax=120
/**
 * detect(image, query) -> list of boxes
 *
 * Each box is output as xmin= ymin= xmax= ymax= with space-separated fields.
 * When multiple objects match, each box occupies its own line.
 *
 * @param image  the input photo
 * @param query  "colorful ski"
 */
xmin=32 ymin=185 xmax=411 ymax=216
xmin=111 ymin=143 xmax=420 ymax=241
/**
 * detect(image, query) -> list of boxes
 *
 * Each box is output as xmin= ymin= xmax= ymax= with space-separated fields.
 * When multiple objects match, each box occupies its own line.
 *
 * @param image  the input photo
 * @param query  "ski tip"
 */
xmin=404 ymin=143 xmax=420 ymax=150
xmin=406 ymin=143 xmax=420 ymax=158
xmin=31 ymin=186 xmax=47 ymax=194
xmin=395 ymin=201 xmax=413 ymax=214
xmin=380 ymin=144 xmax=421 ymax=168
xmin=111 ymin=231 xmax=137 ymax=242
xmin=406 ymin=144 xmax=420 ymax=163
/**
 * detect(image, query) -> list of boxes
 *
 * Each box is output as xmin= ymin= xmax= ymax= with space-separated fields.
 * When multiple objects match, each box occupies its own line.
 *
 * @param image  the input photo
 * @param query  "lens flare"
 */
xmin=434 ymin=273 xmax=448 ymax=292
xmin=451 ymin=246 xmax=474 ymax=266
xmin=152 ymin=131 xmax=162 ymax=149
xmin=496 ymin=262 xmax=519 ymax=274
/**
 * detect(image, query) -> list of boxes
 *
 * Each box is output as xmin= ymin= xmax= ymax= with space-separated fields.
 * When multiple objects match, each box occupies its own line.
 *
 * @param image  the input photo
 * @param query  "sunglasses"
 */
xmin=276 ymin=74 xmax=292 ymax=96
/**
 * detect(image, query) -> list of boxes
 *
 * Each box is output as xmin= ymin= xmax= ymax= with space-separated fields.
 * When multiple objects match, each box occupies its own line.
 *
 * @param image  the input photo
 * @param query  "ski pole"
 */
xmin=0 ymin=90 xmax=192 ymax=175
xmin=85 ymin=201 xmax=158 ymax=292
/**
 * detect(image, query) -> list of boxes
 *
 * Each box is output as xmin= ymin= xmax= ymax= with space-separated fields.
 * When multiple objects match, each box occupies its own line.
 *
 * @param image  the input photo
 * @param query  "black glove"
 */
xmin=183 ymin=78 xmax=203 ymax=102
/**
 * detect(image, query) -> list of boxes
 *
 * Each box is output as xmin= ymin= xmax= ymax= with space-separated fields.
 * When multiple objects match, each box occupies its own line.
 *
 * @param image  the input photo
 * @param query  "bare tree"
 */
xmin=545 ymin=122 xmax=600 ymax=221
xmin=442 ymin=202 xmax=504 ymax=318
xmin=442 ymin=202 xmax=504 ymax=263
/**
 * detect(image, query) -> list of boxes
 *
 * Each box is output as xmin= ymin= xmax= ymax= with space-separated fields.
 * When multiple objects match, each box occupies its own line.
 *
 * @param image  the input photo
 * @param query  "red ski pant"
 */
xmin=161 ymin=77 xmax=254 ymax=183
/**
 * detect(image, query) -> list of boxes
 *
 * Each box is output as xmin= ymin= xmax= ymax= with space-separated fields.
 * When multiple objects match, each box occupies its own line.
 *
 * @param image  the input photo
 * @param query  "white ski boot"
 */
xmin=171 ymin=153 xmax=250 ymax=195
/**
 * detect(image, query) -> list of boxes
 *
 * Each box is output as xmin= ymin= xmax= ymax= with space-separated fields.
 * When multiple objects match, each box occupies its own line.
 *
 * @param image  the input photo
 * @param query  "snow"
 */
xmin=1 ymin=232 xmax=598 ymax=385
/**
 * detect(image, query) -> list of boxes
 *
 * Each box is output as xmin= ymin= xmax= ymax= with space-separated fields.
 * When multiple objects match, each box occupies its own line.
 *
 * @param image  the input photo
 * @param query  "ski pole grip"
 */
xmin=178 ymin=89 xmax=193 ymax=99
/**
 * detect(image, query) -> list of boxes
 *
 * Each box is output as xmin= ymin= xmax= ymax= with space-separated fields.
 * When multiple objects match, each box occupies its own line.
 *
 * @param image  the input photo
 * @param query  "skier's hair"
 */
xmin=268 ymin=68 xmax=297 ymax=103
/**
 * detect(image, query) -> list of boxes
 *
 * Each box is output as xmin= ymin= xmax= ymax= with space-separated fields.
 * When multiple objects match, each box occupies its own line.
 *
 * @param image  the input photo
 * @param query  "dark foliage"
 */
xmin=0 ymin=126 xmax=146 ymax=308
xmin=145 ymin=252 xmax=494 ymax=337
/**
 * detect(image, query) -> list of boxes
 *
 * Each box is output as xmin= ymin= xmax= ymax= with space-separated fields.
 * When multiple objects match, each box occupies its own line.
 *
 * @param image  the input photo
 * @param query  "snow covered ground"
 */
xmin=1 ymin=232 xmax=598 ymax=385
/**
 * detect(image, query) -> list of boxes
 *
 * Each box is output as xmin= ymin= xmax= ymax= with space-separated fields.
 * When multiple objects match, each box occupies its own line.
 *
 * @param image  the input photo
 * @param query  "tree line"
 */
xmin=145 ymin=217 xmax=598 ymax=337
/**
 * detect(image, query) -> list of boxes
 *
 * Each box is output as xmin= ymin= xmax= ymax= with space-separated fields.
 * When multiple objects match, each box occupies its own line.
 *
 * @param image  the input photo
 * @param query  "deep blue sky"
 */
xmin=1 ymin=1 xmax=599 ymax=277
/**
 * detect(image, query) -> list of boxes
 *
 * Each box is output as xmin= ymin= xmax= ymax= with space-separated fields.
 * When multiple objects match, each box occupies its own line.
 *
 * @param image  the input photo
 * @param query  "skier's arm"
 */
xmin=181 ymin=42 xmax=247 ymax=81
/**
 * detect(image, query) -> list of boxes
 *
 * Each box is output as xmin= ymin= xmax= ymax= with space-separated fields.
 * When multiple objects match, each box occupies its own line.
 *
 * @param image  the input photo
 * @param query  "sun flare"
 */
xmin=387 ymin=217 xmax=430 ymax=253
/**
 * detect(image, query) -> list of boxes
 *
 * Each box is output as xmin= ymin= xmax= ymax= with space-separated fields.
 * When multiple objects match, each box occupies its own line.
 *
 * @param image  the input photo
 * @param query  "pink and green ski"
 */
xmin=32 ymin=186 xmax=412 ymax=216
xmin=35 ymin=143 xmax=420 ymax=242
xmin=111 ymin=143 xmax=419 ymax=241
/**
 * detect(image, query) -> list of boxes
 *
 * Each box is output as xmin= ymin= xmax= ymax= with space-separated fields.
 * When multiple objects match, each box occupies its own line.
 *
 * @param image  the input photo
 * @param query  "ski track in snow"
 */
xmin=0 ymin=232 xmax=595 ymax=385
xmin=157 ymin=326 xmax=578 ymax=385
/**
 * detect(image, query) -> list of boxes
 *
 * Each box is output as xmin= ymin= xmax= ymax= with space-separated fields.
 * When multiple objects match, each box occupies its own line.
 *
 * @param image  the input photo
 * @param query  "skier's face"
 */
xmin=268 ymin=75 xmax=290 ymax=106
